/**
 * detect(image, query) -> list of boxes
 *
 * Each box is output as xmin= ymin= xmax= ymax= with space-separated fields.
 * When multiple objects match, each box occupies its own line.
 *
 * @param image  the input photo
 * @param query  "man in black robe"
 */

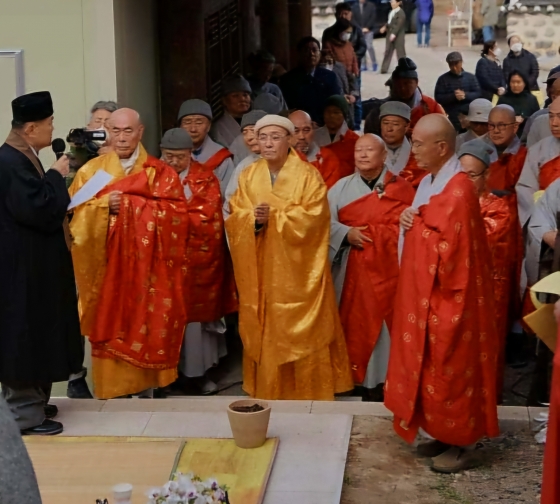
xmin=0 ymin=91 xmax=83 ymax=435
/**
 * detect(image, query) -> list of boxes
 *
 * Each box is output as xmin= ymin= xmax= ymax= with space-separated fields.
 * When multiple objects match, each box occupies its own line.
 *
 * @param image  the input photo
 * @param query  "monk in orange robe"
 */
xmin=289 ymin=110 xmax=344 ymax=188
xmin=458 ymin=139 xmax=514 ymax=401
xmin=379 ymin=101 xmax=426 ymax=189
xmin=69 ymin=109 xmax=189 ymax=399
xmin=329 ymin=134 xmax=415 ymax=401
xmin=385 ymin=115 xmax=499 ymax=473
xmin=226 ymin=114 xmax=353 ymax=400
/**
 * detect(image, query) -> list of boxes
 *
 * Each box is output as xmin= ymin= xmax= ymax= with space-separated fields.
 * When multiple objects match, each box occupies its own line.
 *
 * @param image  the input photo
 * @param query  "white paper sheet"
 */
xmin=67 ymin=169 xmax=113 ymax=210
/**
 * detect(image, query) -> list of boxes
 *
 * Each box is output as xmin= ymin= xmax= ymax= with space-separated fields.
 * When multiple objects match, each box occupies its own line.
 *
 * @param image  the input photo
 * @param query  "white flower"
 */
xmin=547 ymin=4 xmax=554 ymax=11
xmin=147 ymin=488 xmax=163 ymax=500
xmin=534 ymin=5 xmax=541 ymax=11
xmin=194 ymin=497 xmax=206 ymax=504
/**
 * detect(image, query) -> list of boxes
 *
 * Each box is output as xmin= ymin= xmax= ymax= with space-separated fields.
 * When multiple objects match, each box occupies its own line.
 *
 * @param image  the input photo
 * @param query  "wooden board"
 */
xmin=25 ymin=437 xmax=278 ymax=504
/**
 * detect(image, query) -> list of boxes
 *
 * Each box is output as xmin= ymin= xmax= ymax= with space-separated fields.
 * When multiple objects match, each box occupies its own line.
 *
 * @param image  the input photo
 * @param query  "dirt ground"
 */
xmin=341 ymin=416 xmax=544 ymax=504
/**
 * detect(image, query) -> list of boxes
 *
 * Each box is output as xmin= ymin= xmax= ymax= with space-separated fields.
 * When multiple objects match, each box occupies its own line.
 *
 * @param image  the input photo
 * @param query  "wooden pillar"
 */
xmin=288 ymin=0 xmax=312 ymax=69
xmin=259 ymin=0 xmax=290 ymax=69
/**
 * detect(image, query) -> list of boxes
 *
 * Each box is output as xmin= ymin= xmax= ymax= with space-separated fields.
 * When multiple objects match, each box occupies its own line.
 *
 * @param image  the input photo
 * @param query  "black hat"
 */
xmin=392 ymin=58 xmax=418 ymax=80
xmin=446 ymin=51 xmax=463 ymax=63
xmin=12 ymin=91 xmax=53 ymax=123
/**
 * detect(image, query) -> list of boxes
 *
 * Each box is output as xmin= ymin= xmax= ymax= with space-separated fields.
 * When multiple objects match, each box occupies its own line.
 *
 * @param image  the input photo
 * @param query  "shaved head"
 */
xmin=550 ymin=78 xmax=560 ymax=102
xmin=355 ymin=133 xmax=387 ymax=179
xmin=289 ymin=110 xmax=314 ymax=153
xmin=549 ymin=96 xmax=560 ymax=138
xmin=411 ymin=114 xmax=456 ymax=172
xmin=107 ymin=107 xmax=144 ymax=159
xmin=488 ymin=105 xmax=518 ymax=148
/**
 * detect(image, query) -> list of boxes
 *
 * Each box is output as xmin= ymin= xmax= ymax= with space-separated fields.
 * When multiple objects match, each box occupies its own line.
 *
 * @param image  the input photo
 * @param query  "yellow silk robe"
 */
xmin=69 ymin=144 xmax=176 ymax=398
xmin=225 ymin=149 xmax=353 ymax=400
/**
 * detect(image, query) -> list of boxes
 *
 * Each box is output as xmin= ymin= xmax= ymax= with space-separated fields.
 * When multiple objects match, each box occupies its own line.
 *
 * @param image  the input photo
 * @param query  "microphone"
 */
xmin=52 ymin=138 xmax=66 ymax=160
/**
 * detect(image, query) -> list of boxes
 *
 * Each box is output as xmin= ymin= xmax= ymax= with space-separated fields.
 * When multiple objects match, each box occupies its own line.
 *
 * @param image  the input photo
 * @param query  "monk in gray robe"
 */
xmin=210 ymin=75 xmax=252 ymax=148
xmin=522 ymin=73 xmax=560 ymax=147
xmin=329 ymin=134 xmax=415 ymax=401
xmin=517 ymin=97 xmax=560 ymax=226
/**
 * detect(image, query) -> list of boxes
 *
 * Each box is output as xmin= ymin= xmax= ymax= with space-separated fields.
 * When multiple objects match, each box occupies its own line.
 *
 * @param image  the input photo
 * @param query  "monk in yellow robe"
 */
xmin=226 ymin=114 xmax=353 ymax=400
xmin=69 ymin=108 xmax=188 ymax=399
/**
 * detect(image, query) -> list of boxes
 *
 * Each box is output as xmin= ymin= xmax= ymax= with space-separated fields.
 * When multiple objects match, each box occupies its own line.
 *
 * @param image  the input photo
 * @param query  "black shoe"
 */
xmin=44 ymin=404 xmax=58 ymax=419
xmin=67 ymin=377 xmax=93 ymax=399
xmin=21 ymin=419 xmax=63 ymax=436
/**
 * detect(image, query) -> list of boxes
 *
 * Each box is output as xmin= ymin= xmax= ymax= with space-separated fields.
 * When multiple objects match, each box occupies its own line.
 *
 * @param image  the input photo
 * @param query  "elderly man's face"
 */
xmin=355 ymin=137 xmax=386 ymax=179
xmin=549 ymin=98 xmax=560 ymax=139
xmin=392 ymin=77 xmax=418 ymax=101
xmin=162 ymin=148 xmax=191 ymax=174
xmin=180 ymin=115 xmax=211 ymax=147
xmin=300 ymin=41 xmax=321 ymax=68
xmin=411 ymin=128 xmax=445 ymax=169
xmin=290 ymin=117 xmax=314 ymax=153
xmin=224 ymin=92 xmax=251 ymax=117
xmin=108 ymin=113 xmax=144 ymax=160
xmin=257 ymin=125 xmax=291 ymax=163
xmin=448 ymin=60 xmax=463 ymax=75
xmin=26 ymin=116 xmax=55 ymax=151
xmin=88 ymin=109 xmax=112 ymax=130
xmin=488 ymin=109 xmax=518 ymax=147
xmin=460 ymin=154 xmax=488 ymax=195
xmin=243 ymin=125 xmax=260 ymax=154
xmin=324 ymin=105 xmax=345 ymax=133
xmin=381 ymin=115 xmax=408 ymax=146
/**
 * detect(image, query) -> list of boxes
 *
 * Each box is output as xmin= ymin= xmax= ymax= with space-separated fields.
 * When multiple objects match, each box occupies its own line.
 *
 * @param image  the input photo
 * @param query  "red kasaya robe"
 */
xmin=339 ymin=173 xmax=415 ymax=383
xmin=399 ymin=154 xmax=427 ymax=190
xmin=541 ymin=335 xmax=560 ymax=504
xmin=409 ymin=95 xmax=446 ymax=132
xmin=184 ymin=153 xmax=238 ymax=323
xmin=324 ymin=130 xmax=360 ymax=178
xmin=89 ymin=157 xmax=189 ymax=370
xmin=480 ymin=193 xmax=512 ymax=400
xmin=385 ymin=172 xmax=500 ymax=446
xmin=539 ymin=155 xmax=560 ymax=190
xmin=296 ymin=148 xmax=344 ymax=189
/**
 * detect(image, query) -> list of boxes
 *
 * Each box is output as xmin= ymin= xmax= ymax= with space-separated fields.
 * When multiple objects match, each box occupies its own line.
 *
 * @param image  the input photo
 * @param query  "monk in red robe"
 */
xmin=458 ymin=139 xmax=514 ymax=402
xmin=329 ymin=134 xmax=415 ymax=401
xmin=385 ymin=115 xmax=499 ymax=473
xmin=541 ymin=301 xmax=560 ymax=504
xmin=289 ymin=110 xmax=344 ymax=188
xmin=379 ymin=101 xmax=426 ymax=189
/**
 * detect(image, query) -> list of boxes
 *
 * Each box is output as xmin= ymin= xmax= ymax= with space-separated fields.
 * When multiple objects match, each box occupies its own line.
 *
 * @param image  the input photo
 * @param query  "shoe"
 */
xmin=361 ymin=66 xmax=367 ymax=72
xmin=431 ymin=446 xmax=479 ymax=473
xmin=417 ymin=439 xmax=451 ymax=457
xmin=192 ymin=376 xmax=219 ymax=395
xmin=67 ymin=377 xmax=93 ymax=399
xmin=44 ymin=404 xmax=58 ymax=419
xmin=21 ymin=419 xmax=63 ymax=436
xmin=362 ymin=383 xmax=385 ymax=402
xmin=373 ymin=63 xmax=378 ymax=72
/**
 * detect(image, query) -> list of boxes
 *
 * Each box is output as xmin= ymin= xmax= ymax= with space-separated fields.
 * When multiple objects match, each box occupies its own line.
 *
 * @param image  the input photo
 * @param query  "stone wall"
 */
xmin=507 ymin=11 xmax=560 ymax=59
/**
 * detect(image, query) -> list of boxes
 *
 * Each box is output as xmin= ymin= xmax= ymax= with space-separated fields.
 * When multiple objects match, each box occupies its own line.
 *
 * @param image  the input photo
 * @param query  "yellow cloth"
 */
xmin=69 ymin=144 xmax=176 ymax=399
xmin=225 ymin=149 xmax=353 ymax=400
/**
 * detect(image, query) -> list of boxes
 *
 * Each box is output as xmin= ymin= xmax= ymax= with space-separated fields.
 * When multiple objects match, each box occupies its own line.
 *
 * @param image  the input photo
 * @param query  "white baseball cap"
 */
xmin=466 ymin=98 xmax=493 ymax=123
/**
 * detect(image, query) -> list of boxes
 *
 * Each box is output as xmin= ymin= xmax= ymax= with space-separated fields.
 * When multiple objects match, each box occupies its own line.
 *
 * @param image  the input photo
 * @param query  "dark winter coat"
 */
xmin=497 ymin=90 xmax=541 ymax=137
xmin=352 ymin=2 xmax=377 ymax=31
xmin=503 ymin=49 xmax=540 ymax=91
xmin=434 ymin=70 xmax=481 ymax=131
xmin=475 ymin=55 xmax=507 ymax=101
xmin=0 ymin=131 xmax=83 ymax=385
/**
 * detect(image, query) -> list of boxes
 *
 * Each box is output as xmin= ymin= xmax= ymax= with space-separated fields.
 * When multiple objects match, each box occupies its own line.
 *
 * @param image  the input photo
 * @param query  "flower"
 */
xmin=146 ymin=473 xmax=228 ymax=504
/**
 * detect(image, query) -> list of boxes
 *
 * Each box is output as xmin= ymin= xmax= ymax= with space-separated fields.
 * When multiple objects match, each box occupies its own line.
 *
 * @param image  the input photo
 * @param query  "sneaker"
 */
xmin=67 ymin=376 xmax=93 ymax=399
xmin=373 ymin=63 xmax=378 ymax=72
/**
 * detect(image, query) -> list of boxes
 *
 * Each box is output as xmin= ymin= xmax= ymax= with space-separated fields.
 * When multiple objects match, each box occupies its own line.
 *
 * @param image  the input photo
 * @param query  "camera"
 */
xmin=67 ymin=128 xmax=107 ymax=148
xmin=65 ymin=128 xmax=109 ymax=187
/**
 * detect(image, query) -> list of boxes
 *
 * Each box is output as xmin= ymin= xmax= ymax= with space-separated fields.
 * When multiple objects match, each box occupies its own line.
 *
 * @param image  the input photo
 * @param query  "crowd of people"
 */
xmin=0 ymin=3 xmax=559 ymax=500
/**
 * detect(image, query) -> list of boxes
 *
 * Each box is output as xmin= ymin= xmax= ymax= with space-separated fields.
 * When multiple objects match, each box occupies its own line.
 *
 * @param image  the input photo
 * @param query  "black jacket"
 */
xmin=497 ymin=90 xmax=541 ymax=137
xmin=322 ymin=21 xmax=367 ymax=63
xmin=0 ymin=139 xmax=83 ymax=385
xmin=475 ymin=55 xmax=507 ymax=101
xmin=279 ymin=66 xmax=343 ymax=124
xmin=503 ymin=49 xmax=540 ymax=91
xmin=352 ymin=2 xmax=377 ymax=31
xmin=434 ymin=70 xmax=481 ymax=131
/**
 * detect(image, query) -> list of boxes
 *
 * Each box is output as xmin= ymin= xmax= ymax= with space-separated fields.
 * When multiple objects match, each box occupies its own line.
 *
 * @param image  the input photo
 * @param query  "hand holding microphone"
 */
xmin=50 ymin=138 xmax=69 ymax=177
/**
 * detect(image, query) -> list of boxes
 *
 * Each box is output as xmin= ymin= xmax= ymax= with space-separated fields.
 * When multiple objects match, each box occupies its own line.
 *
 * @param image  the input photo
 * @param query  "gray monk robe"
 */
xmin=211 ymin=111 xmax=242 ymax=148
xmin=328 ymin=167 xmax=415 ymax=388
xmin=192 ymin=135 xmax=235 ymax=196
xmin=516 ymin=135 xmax=560 ymax=226
xmin=229 ymin=133 xmax=251 ymax=166
xmin=385 ymin=136 xmax=412 ymax=175
xmin=526 ymin=178 xmax=560 ymax=285
xmin=223 ymin=152 xmax=261 ymax=217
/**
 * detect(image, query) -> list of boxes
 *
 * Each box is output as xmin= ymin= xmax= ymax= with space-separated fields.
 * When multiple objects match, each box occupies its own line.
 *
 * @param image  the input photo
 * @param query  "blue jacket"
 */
xmin=417 ymin=0 xmax=434 ymax=24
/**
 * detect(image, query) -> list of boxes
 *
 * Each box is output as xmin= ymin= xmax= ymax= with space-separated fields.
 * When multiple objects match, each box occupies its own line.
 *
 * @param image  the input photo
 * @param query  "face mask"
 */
xmin=493 ymin=47 xmax=502 ymax=57
xmin=340 ymin=32 xmax=352 ymax=42
xmin=511 ymin=42 xmax=522 ymax=53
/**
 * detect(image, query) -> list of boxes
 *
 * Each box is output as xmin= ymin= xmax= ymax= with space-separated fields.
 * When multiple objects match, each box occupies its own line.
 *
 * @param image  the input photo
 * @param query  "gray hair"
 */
xmin=90 ymin=100 xmax=119 ymax=115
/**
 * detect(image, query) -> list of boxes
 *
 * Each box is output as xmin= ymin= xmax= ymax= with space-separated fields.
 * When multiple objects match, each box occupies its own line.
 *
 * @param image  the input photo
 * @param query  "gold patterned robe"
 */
xmin=69 ymin=145 xmax=176 ymax=398
xmin=225 ymin=149 xmax=353 ymax=400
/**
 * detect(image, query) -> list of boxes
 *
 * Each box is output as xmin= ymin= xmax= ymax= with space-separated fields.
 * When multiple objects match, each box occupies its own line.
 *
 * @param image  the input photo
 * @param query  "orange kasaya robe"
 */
xmin=69 ymin=145 xmax=188 ymax=398
xmin=539 ymin=155 xmax=560 ymax=190
xmin=541 ymin=336 xmax=560 ymax=504
xmin=324 ymin=130 xmax=360 ymax=178
xmin=225 ymin=149 xmax=353 ymax=400
xmin=409 ymin=95 xmax=446 ymax=132
xmin=385 ymin=172 xmax=500 ymax=446
xmin=480 ymin=193 xmax=512 ymax=400
xmin=399 ymin=154 xmax=427 ymax=190
xmin=338 ymin=173 xmax=415 ymax=383
xmin=296 ymin=148 xmax=344 ymax=189
xmin=184 ymin=152 xmax=238 ymax=323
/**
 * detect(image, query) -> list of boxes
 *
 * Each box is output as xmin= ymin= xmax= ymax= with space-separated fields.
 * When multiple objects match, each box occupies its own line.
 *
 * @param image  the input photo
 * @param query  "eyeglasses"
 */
xmin=258 ymin=134 xmax=289 ymax=143
xmin=487 ymin=122 xmax=516 ymax=131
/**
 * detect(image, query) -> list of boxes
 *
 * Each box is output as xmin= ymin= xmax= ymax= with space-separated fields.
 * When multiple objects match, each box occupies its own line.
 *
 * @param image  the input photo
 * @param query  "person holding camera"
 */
xmin=0 ymin=91 xmax=83 ymax=435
